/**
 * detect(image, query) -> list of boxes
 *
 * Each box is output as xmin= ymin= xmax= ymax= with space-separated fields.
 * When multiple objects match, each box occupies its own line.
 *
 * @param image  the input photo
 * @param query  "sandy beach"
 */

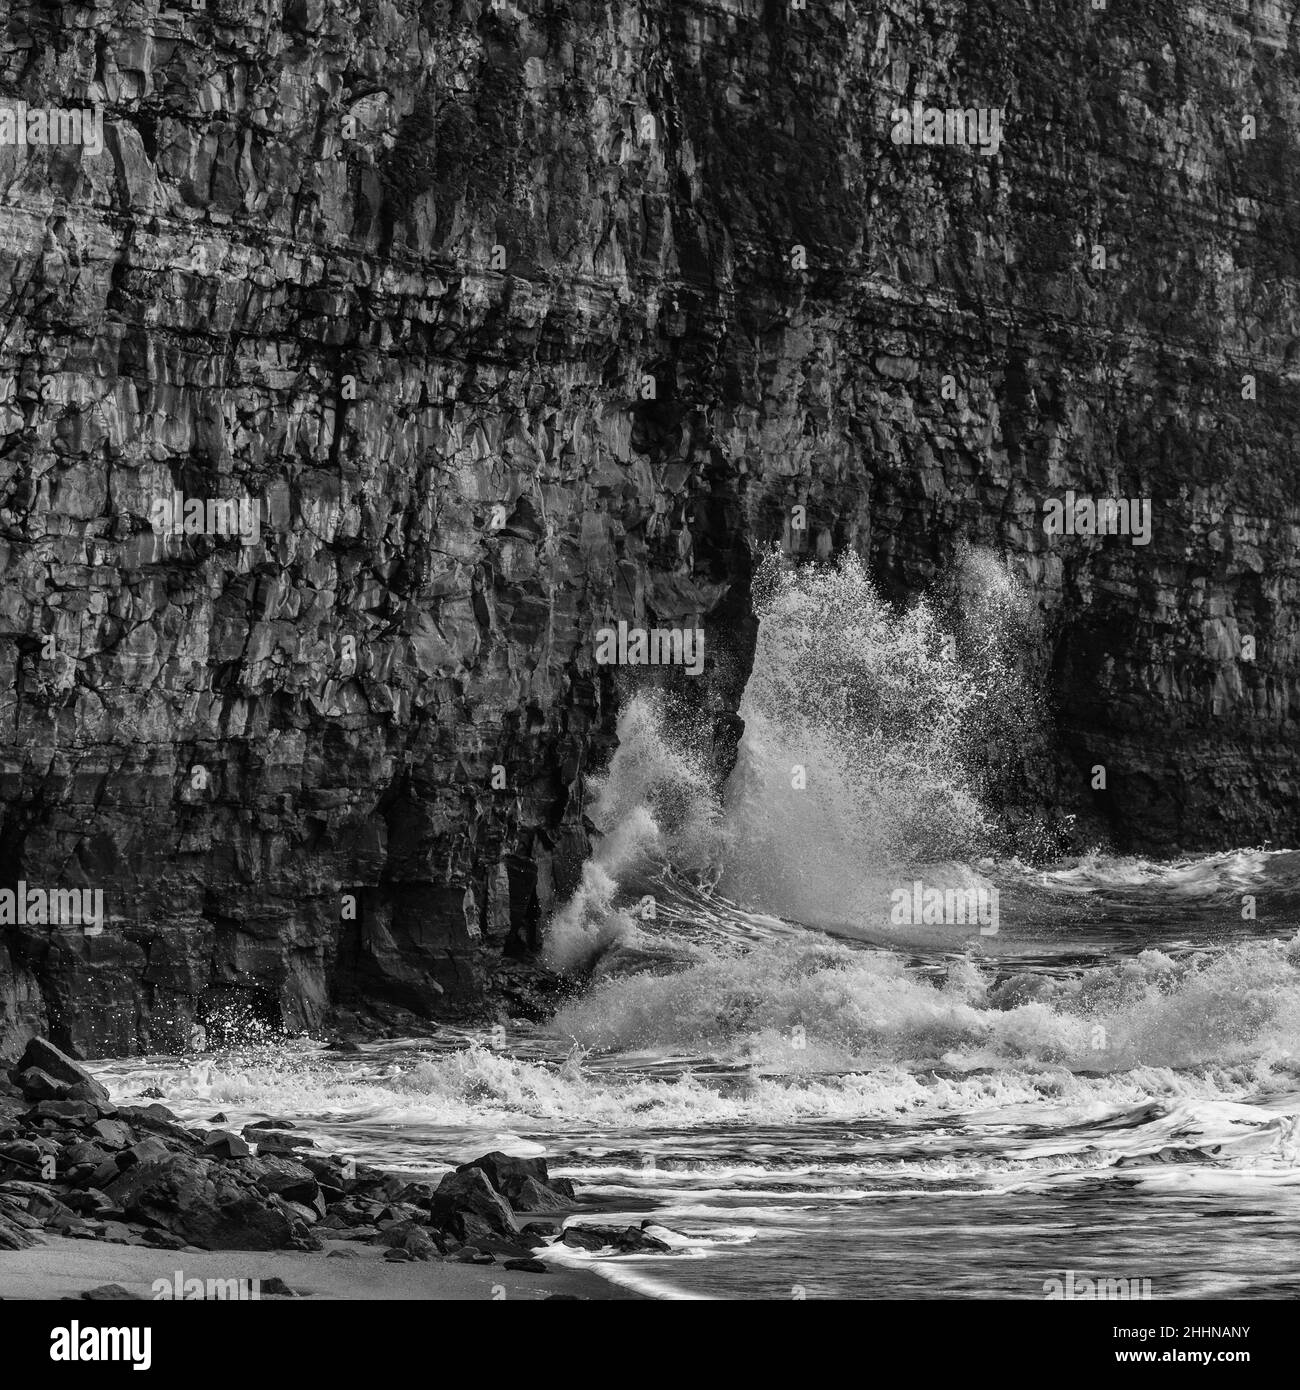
xmin=0 ymin=1234 xmax=644 ymax=1301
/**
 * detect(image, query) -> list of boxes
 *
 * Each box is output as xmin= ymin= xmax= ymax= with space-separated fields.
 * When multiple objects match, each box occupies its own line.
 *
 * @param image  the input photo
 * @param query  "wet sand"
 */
xmin=0 ymin=1235 xmax=646 ymax=1301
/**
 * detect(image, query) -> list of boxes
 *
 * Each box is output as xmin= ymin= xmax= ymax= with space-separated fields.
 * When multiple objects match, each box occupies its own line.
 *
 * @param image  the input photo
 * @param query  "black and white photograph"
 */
xmin=0 ymin=0 xmax=1295 ymax=1356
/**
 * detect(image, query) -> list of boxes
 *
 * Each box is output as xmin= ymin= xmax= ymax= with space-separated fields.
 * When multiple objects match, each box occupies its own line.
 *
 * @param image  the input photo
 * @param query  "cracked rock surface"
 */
xmin=1 ymin=1 xmax=1298 ymax=1055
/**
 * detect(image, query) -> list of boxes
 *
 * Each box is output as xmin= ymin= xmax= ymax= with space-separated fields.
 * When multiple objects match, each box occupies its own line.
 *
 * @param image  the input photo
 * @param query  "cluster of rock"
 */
xmin=0 ymin=1036 xmax=672 ymax=1269
xmin=317 ymin=1148 xmax=671 ymax=1265
xmin=1 ymin=1038 xmax=334 ymax=1254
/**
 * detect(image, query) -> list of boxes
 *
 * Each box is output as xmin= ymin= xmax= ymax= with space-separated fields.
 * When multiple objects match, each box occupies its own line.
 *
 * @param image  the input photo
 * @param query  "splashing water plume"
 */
xmin=541 ymin=692 xmax=726 ymax=971
xmin=545 ymin=548 xmax=1040 ymax=966
xmin=719 ymin=551 xmax=1024 ymax=926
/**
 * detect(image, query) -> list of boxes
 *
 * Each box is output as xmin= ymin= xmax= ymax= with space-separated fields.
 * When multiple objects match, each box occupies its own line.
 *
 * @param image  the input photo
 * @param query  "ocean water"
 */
xmin=88 ymin=553 xmax=1300 ymax=1300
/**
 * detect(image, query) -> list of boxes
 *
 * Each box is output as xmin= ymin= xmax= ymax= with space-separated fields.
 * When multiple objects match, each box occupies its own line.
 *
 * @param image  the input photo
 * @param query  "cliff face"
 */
xmin=2 ymin=0 xmax=1299 ymax=1057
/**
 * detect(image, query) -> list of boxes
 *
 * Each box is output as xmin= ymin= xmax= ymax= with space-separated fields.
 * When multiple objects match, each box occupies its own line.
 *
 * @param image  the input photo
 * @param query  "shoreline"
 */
xmin=1 ymin=1037 xmax=659 ymax=1302
xmin=0 ymin=1234 xmax=649 ymax=1301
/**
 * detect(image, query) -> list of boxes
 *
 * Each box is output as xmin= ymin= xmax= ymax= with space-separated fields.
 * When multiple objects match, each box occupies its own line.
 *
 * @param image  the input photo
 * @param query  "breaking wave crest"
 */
xmin=92 ymin=1008 xmax=1299 ymax=1141
xmin=552 ymin=933 xmax=1300 ymax=1075
xmin=541 ymin=693 xmax=727 ymax=971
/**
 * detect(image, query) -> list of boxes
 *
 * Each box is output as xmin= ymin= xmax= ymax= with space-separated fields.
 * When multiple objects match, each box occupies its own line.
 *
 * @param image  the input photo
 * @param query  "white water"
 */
xmin=90 ymin=551 xmax=1300 ymax=1299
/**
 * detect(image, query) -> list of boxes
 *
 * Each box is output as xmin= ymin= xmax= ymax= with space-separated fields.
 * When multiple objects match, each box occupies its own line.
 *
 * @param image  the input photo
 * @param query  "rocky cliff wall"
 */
xmin=2 ymin=0 xmax=1299 ymax=1057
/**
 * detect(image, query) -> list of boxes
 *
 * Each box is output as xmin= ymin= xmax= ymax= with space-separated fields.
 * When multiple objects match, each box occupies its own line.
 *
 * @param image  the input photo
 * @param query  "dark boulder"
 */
xmin=61 ymin=1141 xmax=109 ymax=1169
xmin=14 ymin=1039 xmax=109 ymax=1103
xmin=114 ymin=1106 xmax=197 ymax=1148
xmin=615 ymin=1225 xmax=671 ymax=1253
xmin=90 ymin=1120 xmax=132 ymax=1150
xmin=559 ymin=1224 xmax=671 ymax=1254
xmin=253 ymin=1158 xmax=321 ymax=1208
xmin=452 ymin=1212 xmax=511 ymax=1249
xmin=0 ymin=1139 xmax=47 ymax=1179
xmin=243 ymin=1128 xmax=314 ymax=1154
xmin=126 ymin=1102 xmax=178 ymax=1123
xmin=448 ymin=1246 xmax=495 ymax=1264
xmin=103 ymin=1154 xmax=299 ymax=1250
xmin=61 ymin=1190 xmax=116 ymax=1216
xmin=29 ymin=1100 xmax=100 ymax=1125
xmin=393 ymin=1180 xmax=437 ymax=1205
xmin=48 ymin=1211 xmax=98 ymax=1238
xmin=375 ymin=1202 xmax=426 ymax=1227
xmin=25 ymin=1188 xmax=72 ymax=1223
xmin=458 ymin=1151 xmax=548 ymax=1196
xmin=276 ymin=1197 xmax=321 ymax=1227
xmin=429 ymin=1167 xmax=518 ymax=1237
xmin=521 ymin=1221 xmax=561 ymax=1239
xmin=203 ymin=1130 xmax=251 ymax=1161
xmin=457 ymin=1150 xmax=577 ymax=1210
xmin=560 ymin=1225 xmax=608 ymax=1251
xmin=375 ymin=1217 xmax=424 ymax=1247
xmin=66 ymin=1083 xmax=113 ymax=1109
xmin=118 ymin=1138 xmax=171 ymax=1170
xmin=509 ymin=1176 xmax=572 ymax=1213
xmin=399 ymin=1227 xmax=439 ymax=1260
xmin=317 ymin=1199 xmax=375 ymax=1229
xmin=89 ymin=1156 xmax=127 ymax=1190
xmin=14 ymin=1068 xmax=69 ymax=1102
xmin=97 ymin=1220 xmax=139 ymax=1244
